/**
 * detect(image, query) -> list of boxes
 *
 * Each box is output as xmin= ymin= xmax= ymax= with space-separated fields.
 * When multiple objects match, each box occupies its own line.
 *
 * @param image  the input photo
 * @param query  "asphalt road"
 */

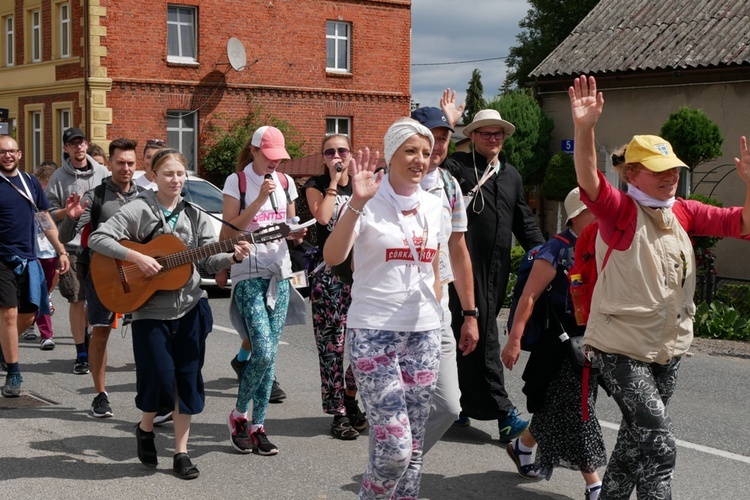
xmin=1 ymin=289 xmax=748 ymax=499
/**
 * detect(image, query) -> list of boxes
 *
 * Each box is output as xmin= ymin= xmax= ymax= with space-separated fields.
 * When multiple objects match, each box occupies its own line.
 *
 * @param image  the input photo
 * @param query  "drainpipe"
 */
xmin=83 ymin=0 xmax=90 ymax=134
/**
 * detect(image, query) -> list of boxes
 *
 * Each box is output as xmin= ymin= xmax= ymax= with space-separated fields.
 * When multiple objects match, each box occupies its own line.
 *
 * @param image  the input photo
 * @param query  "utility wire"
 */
xmin=412 ymin=56 xmax=508 ymax=67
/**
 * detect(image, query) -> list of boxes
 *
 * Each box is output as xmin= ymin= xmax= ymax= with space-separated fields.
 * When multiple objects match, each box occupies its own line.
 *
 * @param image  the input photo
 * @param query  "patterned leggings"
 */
xmin=310 ymin=268 xmax=357 ymax=416
xmin=348 ymin=327 xmax=441 ymax=500
xmin=596 ymin=352 xmax=682 ymax=500
xmin=234 ymin=278 xmax=290 ymax=424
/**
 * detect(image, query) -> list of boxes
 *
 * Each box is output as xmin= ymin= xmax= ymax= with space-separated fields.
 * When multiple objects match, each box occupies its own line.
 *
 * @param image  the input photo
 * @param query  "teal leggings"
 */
xmin=234 ymin=278 xmax=290 ymax=424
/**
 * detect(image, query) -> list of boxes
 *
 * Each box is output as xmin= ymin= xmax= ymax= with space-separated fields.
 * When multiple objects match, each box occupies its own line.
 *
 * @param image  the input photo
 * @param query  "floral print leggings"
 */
xmin=348 ymin=327 xmax=441 ymax=500
xmin=596 ymin=351 xmax=682 ymax=500
xmin=234 ymin=277 xmax=290 ymax=424
xmin=310 ymin=268 xmax=357 ymax=415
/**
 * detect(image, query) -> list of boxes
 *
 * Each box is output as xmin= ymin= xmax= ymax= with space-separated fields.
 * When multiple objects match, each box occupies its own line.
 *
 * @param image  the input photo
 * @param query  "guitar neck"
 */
xmin=156 ymin=232 xmax=261 ymax=270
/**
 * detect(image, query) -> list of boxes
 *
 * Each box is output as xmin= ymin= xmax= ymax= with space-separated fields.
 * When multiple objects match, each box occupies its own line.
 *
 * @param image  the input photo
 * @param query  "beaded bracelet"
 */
xmin=346 ymin=200 xmax=365 ymax=216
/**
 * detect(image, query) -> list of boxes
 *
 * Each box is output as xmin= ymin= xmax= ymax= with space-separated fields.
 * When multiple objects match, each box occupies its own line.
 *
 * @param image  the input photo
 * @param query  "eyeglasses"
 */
xmin=66 ymin=140 xmax=86 ymax=148
xmin=146 ymin=139 xmax=166 ymax=148
xmin=323 ymin=147 xmax=350 ymax=159
xmin=476 ymin=131 xmax=505 ymax=141
xmin=0 ymin=149 xmax=19 ymax=156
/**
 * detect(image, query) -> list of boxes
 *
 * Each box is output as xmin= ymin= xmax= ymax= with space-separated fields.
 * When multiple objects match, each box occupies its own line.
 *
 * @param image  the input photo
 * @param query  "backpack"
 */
xmin=507 ymin=233 xmax=573 ymax=351
xmin=438 ymin=167 xmax=458 ymax=211
xmin=235 ymin=171 xmax=291 ymax=211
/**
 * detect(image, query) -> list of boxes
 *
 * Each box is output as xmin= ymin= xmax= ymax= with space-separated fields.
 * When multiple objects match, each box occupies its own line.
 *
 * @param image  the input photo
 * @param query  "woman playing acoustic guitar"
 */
xmin=88 ymin=149 xmax=252 ymax=480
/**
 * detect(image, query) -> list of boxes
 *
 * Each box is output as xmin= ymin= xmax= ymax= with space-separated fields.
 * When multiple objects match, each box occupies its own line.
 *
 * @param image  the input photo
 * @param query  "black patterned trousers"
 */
xmin=596 ymin=351 xmax=682 ymax=500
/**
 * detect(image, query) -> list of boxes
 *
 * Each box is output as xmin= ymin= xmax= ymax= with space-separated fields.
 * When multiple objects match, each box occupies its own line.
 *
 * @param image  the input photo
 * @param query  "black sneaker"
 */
xmin=345 ymin=399 xmax=368 ymax=431
xmin=250 ymin=426 xmax=278 ymax=456
xmin=269 ymin=378 xmax=287 ymax=403
xmin=91 ymin=392 xmax=113 ymax=418
xmin=230 ymin=355 xmax=247 ymax=382
xmin=73 ymin=356 xmax=90 ymax=375
xmin=2 ymin=372 xmax=23 ymax=398
xmin=227 ymin=411 xmax=253 ymax=454
xmin=154 ymin=407 xmax=173 ymax=426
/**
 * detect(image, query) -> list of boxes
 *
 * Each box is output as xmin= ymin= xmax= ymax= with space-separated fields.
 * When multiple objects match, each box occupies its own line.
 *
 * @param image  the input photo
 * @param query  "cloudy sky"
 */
xmin=410 ymin=0 xmax=531 ymax=110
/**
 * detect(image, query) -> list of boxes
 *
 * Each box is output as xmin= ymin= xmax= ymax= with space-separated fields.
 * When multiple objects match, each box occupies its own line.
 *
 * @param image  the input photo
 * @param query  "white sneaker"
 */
xmin=40 ymin=338 xmax=56 ymax=350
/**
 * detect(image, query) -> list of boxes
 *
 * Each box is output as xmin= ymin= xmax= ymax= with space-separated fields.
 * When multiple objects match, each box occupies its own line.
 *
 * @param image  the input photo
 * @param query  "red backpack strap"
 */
xmin=235 ymin=172 xmax=246 ymax=214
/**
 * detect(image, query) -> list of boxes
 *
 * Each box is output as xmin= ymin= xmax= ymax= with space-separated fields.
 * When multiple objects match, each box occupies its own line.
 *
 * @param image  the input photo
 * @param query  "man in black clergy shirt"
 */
xmin=444 ymin=109 xmax=544 ymax=442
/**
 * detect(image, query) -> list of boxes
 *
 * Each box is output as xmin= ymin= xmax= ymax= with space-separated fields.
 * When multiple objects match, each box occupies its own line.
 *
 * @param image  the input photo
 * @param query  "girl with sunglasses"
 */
xmin=303 ymin=134 xmax=367 ymax=440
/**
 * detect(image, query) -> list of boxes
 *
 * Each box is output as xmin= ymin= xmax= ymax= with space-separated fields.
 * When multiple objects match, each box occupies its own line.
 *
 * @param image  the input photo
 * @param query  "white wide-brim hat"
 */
xmin=564 ymin=187 xmax=587 ymax=223
xmin=463 ymin=109 xmax=516 ymax=137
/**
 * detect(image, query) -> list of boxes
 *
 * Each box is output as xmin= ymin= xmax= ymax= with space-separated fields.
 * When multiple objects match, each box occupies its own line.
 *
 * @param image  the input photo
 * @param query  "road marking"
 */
xmin=213 ymin=324 xmax=289 ymax=345
xmin=600 ymin=421 xmax=750 ymax=464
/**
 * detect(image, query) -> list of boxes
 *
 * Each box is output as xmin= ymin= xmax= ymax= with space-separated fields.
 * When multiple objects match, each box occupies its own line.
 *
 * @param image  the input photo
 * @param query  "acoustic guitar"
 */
xmin=90 ymin=223 xmax=289 ymax=313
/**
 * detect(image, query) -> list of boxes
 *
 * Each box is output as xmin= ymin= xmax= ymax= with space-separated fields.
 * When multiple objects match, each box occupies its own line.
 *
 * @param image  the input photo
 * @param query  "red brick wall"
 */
xmin=101 ymin=0 xmax=411 ymax=168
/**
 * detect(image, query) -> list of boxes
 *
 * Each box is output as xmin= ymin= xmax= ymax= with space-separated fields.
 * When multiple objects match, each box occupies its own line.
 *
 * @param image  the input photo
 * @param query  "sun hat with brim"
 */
xmin=463 ymin=109 xmax=516 ymax=137
xmin=564 ymin=187 xmax=587 ymax=224
xmin=624 ymin=135 xmax=687 ymax=172
xmin=251 ymin=126 xmax=291 ymax=161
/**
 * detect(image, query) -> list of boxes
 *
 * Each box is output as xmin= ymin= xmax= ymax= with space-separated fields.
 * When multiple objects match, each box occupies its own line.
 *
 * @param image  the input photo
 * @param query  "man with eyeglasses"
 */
xmin=444 ymin=109 xmax=544 ymax=443
xmin=135 ymin=139 xmax=165 ymax=190
xmin=45 ymin=127 xmax=109 ymax=375
xmin=0 ymin=135 xmax=70 ymax=397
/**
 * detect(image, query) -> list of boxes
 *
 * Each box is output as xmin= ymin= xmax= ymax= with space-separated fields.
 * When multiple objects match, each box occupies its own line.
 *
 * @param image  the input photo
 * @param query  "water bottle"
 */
xmin=570 ymin=273 xmax=589 ymax=326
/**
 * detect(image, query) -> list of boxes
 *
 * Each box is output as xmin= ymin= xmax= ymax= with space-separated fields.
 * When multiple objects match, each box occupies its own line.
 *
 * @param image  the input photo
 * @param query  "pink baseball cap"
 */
xmin=251 ymin=126 xmax=290 ymax=161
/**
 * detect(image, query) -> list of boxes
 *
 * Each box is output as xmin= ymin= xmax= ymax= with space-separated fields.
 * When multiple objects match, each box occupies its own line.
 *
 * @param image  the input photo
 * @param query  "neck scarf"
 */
xmin=383 ymin=173 xmax=421 ymax=211
xmin=626 ymin=183 xmax=675 ymax=208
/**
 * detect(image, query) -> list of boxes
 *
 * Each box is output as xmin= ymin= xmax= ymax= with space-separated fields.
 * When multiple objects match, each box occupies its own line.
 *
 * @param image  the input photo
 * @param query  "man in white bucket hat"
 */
xmin=444 ymin=108 xmax=544 ymax=442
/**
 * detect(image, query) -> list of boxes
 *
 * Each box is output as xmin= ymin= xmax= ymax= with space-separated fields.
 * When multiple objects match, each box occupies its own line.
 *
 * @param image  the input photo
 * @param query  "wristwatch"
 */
xmin=461 ymin=307 xmax=479 ymax=317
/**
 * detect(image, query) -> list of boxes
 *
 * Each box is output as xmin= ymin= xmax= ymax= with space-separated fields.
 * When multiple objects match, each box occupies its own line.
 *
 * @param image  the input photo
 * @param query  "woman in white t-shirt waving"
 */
xmin=221 ymin=126 xmax=303 ymax=457
xmin=324 ymin=118 xmax=443 ymax=500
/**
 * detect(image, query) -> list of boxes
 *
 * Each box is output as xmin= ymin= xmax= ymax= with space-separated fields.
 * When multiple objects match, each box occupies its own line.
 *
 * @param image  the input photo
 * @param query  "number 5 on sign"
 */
xmin=561 ymin=139 xmax=574 ymax=153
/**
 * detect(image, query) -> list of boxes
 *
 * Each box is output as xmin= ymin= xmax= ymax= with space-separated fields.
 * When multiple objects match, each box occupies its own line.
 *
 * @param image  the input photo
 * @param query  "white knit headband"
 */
xmin=383 ymin=120 xmax=434 ymax=165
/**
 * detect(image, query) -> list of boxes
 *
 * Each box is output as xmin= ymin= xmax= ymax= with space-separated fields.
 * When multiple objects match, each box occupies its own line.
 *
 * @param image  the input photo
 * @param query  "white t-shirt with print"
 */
xmin=222 ymin=164 xmax=298 ymax=281
xmin=346 ymin=186 xmax=443 ymax=332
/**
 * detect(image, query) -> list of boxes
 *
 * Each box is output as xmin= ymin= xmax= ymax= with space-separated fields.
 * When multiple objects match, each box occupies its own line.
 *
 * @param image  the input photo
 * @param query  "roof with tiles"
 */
xmin=530 ymin=0 xmax=750 ymax=78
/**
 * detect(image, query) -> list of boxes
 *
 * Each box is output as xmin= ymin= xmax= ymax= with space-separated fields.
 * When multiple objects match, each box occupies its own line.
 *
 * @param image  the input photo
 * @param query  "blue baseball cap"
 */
xmin=410 ymin=107 xmax=454 ymax=132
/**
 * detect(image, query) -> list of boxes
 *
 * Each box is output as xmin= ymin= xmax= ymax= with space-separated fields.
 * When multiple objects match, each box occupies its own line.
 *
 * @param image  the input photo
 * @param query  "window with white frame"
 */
xmin=59 ymin=109 xmax=71 ymax=132
xmin=326 ymin=117 xmax=350 ymax=137
xmin=59 ymin=3 xmax=70 ymax=58
xmin=326 ymin=21 xmax=350 ymax=72
xmin=31 ymin=9 xmax=41 ymax=62
xmin=167 ymin=6 xmax=197 ymax=63
xmin=30 ymin=111 xmax=42 ymax=168
xmin=5 ymin=15 xmax=14 ymax=66
xmin=167 ymin=110 xmax=197 ymax=171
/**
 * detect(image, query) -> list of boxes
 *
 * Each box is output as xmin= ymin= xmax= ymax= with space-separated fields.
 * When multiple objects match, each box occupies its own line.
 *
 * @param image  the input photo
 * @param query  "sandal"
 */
xmin=506 ymin=438 xmax=539 ymax=479
xmin=173 ymin=453 xmax=200 ymax=480
xmin=135 ymin=424 xmax=157 ymax=468
xmin=331 ymin=415 xmax=359 ymax=440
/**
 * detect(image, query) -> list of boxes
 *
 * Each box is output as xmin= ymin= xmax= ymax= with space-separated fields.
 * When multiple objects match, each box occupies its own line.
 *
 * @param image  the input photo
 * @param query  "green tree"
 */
xmin=201 ymin=112 xmax=305 ymax=187
xmin=505 ymin=0 xmax=600 ymax=89
xmin=660 ymin=107 xmax=723 ymax=171
xmin=488 ymin=89 xmax=553 ymax=186
xmin=541 ymin=152 xmax=577 ymax=231
xmin=462 ymin=68 xmax=486 ymax=125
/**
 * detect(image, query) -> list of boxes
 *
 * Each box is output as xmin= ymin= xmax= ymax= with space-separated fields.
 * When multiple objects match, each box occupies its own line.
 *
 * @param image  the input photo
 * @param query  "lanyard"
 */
xmin=0 ymin=170 xmax=37 ymax=210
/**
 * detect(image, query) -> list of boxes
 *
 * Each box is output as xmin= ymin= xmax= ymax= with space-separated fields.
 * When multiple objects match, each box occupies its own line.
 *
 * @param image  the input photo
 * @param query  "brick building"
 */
xmin=0 ymin=0 xmax=412 ymax=172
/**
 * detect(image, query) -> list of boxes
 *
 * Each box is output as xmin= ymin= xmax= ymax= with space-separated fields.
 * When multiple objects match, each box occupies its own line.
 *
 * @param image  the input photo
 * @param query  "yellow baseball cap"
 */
xmin=624 ymin=135 xmax=688 ymax=172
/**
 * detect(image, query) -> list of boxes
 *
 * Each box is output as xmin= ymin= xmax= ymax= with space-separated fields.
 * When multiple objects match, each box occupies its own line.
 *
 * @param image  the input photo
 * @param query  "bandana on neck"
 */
xmin=382 ymin=173 xmax=421 ymax=211
xmin=626 ymin=183 xmax=675 ymax=208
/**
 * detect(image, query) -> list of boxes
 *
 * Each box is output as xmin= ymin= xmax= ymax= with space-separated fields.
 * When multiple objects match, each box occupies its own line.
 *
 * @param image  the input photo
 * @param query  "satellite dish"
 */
xmin=227 ymin=37 xmax=247 ymax=71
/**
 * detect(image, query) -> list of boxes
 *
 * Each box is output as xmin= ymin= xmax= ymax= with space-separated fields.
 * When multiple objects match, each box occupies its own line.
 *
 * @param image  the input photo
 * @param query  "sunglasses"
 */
xmin=146 ymin=139 xmax=166 ymax=148
xmin=323 ymin=147 xmax=350 ymax=159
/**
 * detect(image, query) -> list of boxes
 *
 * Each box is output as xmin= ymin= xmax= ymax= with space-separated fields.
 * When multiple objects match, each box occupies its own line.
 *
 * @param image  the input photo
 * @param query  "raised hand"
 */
xmin=64 ymin=193 xmax=89 ymax=220
xmin=569 ymin=75 xmax=604 ymax=130
xmin=734 ymin=136 xmax=750 ymax=185
xmin=349 ymin=147 xmax=383 ymax=204
xmin=440 ymin=88 xmax=465 ymax=128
